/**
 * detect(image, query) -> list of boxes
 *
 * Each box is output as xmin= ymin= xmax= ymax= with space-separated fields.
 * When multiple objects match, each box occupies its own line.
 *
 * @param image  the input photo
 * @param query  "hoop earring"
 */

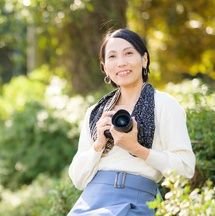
xmin=143 ymin=67 xmax=148 ymax=76
xmin=104 ymin=75 xmax=111 ymax=84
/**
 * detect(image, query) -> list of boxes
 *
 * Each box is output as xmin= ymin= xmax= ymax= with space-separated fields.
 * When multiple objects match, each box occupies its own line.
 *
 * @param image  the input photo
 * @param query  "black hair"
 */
xmin=99 ymin=28 xmax=150 ymax=87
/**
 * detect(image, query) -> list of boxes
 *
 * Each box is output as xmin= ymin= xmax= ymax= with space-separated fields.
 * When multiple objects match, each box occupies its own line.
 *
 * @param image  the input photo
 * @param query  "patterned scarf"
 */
xmin=89 ymin=83 xmax=155 ymax=154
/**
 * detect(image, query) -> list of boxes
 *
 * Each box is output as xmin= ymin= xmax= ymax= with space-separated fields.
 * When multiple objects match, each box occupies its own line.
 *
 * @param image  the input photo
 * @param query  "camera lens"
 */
xmin=112 ymin=109 xmax=133 ymax=133
xmin=104 ymin=109 xmax=133 ymax=139
xmin=115 ymin=115 xmax=130 ymax=127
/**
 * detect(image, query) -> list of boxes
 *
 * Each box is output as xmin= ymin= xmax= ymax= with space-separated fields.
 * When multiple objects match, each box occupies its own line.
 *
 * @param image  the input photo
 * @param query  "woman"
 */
xmin=67 ymin=28 xmax=195 ymax=216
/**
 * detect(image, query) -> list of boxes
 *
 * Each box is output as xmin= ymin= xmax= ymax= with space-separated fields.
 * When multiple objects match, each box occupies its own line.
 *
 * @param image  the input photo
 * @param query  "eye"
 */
xmin=125 ymin=51 xmax=133 ymax=55
xmin=108 ymin=55 xmax=116 ymax=59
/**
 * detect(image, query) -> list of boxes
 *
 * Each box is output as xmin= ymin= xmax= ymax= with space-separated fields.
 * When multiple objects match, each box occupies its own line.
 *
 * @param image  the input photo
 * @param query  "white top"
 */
xmin=69 ymin=90 xmax=196 ymax=190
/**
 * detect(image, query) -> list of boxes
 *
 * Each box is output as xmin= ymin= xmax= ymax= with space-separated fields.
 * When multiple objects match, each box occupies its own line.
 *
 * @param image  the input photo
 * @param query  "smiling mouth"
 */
xmin=116 ymin=70 xmax=131 ymax=76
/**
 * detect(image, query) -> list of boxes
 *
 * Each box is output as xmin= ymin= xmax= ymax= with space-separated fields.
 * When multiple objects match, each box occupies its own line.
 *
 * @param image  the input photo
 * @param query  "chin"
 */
xmin=118 ymin=82 xmax=134 ymax=88
xmin=119 ymin=80 xmax=143 ymax=88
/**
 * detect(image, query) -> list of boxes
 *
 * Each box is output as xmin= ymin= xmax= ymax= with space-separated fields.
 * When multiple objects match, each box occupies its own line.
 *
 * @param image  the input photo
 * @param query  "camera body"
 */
xmin=104 ymin=109 xmax=133 ymax=139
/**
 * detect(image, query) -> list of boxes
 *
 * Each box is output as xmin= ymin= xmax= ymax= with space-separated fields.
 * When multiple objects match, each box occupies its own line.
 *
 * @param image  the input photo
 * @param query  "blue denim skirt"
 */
xmin=67 ymin=170 xmax=158 ymax=216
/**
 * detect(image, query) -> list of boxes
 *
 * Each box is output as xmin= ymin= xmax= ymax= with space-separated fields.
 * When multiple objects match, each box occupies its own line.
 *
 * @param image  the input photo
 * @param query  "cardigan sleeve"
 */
xmin=68 ymin=105 xmax=103 ymax=190
xmin=145 ymin=93 xmax=196 ymax=179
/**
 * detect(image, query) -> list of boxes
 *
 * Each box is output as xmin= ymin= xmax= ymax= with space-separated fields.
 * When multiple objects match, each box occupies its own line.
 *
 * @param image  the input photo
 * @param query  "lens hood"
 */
xmin=112 ymin=109 xmax=133 ymax=133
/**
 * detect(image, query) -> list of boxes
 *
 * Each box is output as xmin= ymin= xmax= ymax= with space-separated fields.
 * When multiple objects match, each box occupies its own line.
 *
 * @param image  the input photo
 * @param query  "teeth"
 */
xmin=117 ymin=70 xmax=130 ymax=75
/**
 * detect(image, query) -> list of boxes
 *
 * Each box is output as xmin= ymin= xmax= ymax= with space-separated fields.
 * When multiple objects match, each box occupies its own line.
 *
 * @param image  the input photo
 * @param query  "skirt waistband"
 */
xmin=90 ymin=170 xmax=158 ymax=196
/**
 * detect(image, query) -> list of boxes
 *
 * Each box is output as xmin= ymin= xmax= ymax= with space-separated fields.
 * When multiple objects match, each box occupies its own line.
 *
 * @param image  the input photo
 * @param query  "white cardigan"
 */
xmin=69 ymin=90 xmax=196 ymax=190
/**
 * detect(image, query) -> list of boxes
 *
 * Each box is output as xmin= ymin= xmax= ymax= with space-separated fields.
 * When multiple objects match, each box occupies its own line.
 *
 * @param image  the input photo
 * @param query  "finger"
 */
xmin=109 ymin=125 xmax=118 ymax=135
xmin=99 ymin=125 xmax=112 ymax=138
xmin=102 ymin=111 xmax=115 ymax=118
xmin=98 ymin=125 xmax=111 ymax=133
xmin=97 ymin=118 xmax=112 ymax=127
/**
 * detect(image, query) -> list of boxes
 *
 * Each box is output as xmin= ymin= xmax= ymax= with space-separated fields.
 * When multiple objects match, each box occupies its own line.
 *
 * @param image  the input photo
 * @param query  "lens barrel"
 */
xmin=112 ymin=109 xmax=133 ymax=132
xmin=104 ymin=109 xmax=133 ymax=139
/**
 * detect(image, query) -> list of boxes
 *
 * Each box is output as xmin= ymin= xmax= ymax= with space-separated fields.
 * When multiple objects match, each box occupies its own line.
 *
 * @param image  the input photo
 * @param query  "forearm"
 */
xmin=128 ymin=143 xmax=195 ymax=178
xmin=130 ymin=143 xmax=150 ymax=160
xmin=69 ymin=146 xmax=103 ymax=190
xmin=145 ymin=149 xmax=195 ymax=178
xmin=93 ymin=140 xmax=106 ymax=152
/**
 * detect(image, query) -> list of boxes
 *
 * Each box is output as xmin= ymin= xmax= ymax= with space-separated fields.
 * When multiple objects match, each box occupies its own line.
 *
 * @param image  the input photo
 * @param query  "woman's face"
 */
xmin=103 ymin=38 xmax=147 ymax=88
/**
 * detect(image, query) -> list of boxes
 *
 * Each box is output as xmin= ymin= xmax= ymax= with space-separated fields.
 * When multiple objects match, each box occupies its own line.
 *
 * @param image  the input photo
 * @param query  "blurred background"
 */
xmin=0 ymin=0 xmax=214 ymax=215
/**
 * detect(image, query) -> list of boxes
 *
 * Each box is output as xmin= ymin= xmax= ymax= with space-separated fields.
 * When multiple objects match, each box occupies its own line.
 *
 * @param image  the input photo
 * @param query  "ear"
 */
xmin=142 ymin=52 xmax=148 ymax=68
xmin=100 ymin=62 xmax=106 ymax=73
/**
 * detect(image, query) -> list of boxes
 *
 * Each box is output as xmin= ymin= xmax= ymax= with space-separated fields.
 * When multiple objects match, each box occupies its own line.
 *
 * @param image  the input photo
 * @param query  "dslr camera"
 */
xmin=104 ymin=109 xmax=133 ymax=139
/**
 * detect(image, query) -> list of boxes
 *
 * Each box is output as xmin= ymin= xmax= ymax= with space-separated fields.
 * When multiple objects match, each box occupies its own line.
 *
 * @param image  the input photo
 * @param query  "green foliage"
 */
xmin=0 ymin=171 xmax=81 ymax=216
xmin=127 ymin=0 xmax=215 ymax=84
xmin=187 ymin=109 xmax=215 ymax=183
xmin=1 ymin=0 xmax=215 ymax=94
xmin=0 ymin=0 xmax=27 ymax=83
xmin=47 ymin=177 xmax=81 ymax=216
xmin=0 ymin=0 xmax=128 ymax=93
xmin=165 ymin=79 xmax=215 ymax=184
xmin=0 ymin=64 xmax=73 ymax=121
xmin=0 ymin=65 xmax=54 ymax=119
xmin=149 ymin=173 xmax=215 ymax=216
xmin=0 ymin=101 xmax=79 ymax=189
xmin=0 ymin=66 xmax=90 ymax=190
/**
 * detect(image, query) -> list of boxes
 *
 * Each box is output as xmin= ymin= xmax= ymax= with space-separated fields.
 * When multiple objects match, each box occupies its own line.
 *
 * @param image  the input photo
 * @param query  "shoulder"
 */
xmin=88 ymin=88 xmax=119 ymax=114
xmin=88 ymin=103 xmax=97 ymax=112
xmin=154 ymin=90 xmax=185 ymax=115
xmin=85 ymin=104 xmax=97 ymax=118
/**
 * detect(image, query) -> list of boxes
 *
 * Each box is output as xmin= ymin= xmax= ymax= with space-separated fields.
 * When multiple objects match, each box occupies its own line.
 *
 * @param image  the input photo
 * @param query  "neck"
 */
xmin=118 ymin=82 xmax=146 ymax=105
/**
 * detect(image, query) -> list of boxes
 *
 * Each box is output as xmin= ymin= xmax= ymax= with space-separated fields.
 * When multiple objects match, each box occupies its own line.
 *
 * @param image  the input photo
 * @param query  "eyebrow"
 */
xmin=106 ymin=46 xmax=134 ymax=54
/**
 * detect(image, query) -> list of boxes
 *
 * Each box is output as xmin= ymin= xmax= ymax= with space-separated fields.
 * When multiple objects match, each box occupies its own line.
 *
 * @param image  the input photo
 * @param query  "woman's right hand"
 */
xmin=93 ymin=111 xmax=115 ymax=152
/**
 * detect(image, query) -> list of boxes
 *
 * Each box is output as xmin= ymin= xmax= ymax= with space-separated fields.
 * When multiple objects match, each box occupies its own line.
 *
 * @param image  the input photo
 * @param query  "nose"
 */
xmin=117 ymin=56 xmax=127 ymax=67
